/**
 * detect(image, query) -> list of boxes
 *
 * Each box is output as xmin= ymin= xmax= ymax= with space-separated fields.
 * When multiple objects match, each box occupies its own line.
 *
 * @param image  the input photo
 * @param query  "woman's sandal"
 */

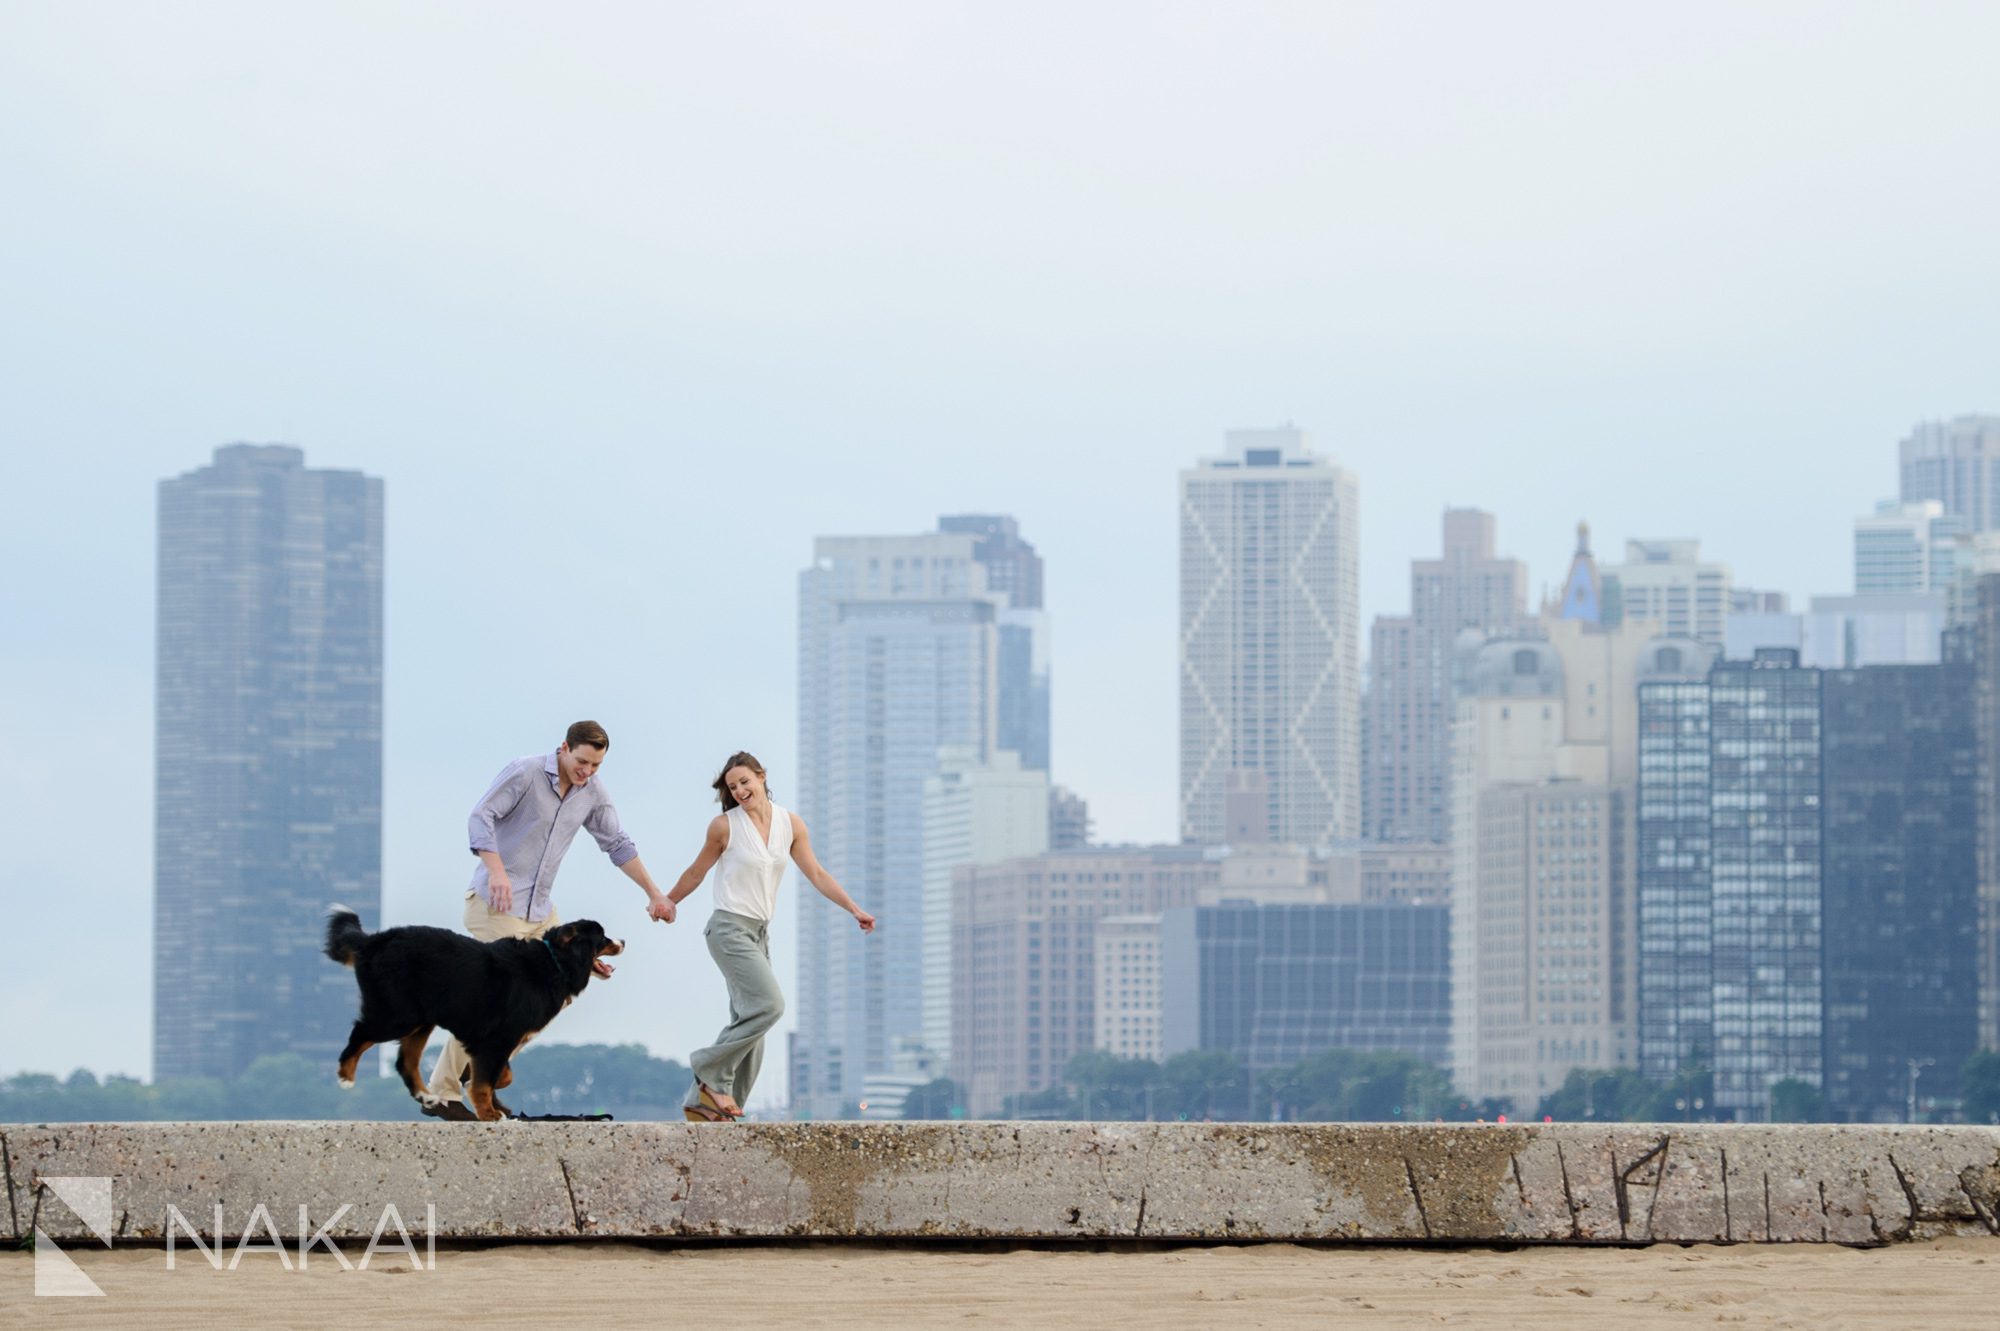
xmin=698 ymin=1083 xmax=745 ymax=1119
xmin=683 ymin=1104 xmax=729 ymax=1123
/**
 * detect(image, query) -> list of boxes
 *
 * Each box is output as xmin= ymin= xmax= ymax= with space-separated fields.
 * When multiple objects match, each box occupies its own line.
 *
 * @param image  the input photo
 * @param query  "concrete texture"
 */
xmin=5 ymin=1122 xmax=1998 ymax=1246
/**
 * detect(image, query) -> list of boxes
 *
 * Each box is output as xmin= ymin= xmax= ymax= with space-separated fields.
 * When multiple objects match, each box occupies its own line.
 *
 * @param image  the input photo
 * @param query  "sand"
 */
xmin=4 ymin=1239 xmax=1996 ymax=1330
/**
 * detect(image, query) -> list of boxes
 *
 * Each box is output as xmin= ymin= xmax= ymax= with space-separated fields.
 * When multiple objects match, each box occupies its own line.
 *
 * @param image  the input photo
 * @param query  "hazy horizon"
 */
xmin=5 ymin=2 xmax=1996 ymax=1101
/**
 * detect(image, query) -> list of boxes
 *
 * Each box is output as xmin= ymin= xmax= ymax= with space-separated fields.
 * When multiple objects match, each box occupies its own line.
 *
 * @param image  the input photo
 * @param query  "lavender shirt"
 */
xmin=467 ymin=752 xmax=638 ymax=923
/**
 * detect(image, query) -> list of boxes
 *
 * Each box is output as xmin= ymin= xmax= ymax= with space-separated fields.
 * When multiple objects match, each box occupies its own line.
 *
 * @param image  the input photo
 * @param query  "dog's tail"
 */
xmin=324 ymin=904 xmax=368 ymax=967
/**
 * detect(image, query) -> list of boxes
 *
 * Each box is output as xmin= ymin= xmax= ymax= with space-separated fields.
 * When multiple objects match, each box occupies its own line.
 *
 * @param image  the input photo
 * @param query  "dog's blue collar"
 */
xmin=541 ymin=937 xmax=562 ymax=969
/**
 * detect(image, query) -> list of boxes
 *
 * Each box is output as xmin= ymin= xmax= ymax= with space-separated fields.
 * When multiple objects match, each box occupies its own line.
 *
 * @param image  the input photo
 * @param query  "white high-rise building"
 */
xmin=1602 ymin=539 xmax=1732 ymax=647
xmin=1900 ymin=414 xmax=2000 ymax=535
xmin=1855 ymin=499 xmax=1963 ymax=596
xmin=1179 ymin=426 xmax=1359 ymax=848
xmin=1449 ymin=526 xmax=1652 ymax=1108
xmin=920 ymin=748 xmax=1049 ymax=1068
xmin=793 ymin=532 xmax=1001 ymax=1119
xmin=1094 ymin=915 xmax=1165 ymax=1062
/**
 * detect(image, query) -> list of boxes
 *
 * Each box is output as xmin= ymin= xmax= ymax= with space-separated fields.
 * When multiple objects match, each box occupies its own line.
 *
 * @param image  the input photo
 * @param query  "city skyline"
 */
xmin=19 ymin=409 xmax=2000 ymax=1095
xmin=9 ymin=3 xmax=2000 ymax=1096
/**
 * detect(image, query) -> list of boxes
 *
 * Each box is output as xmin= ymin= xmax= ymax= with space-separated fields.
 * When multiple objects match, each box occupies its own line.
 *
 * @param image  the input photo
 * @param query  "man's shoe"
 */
xmin=420 ymin=1099 xmax=477 ymax=1122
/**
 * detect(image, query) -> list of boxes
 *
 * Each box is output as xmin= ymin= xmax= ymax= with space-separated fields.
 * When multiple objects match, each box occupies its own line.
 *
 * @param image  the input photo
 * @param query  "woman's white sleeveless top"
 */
xmin=711 ymin=802 xmax=793 ymax=922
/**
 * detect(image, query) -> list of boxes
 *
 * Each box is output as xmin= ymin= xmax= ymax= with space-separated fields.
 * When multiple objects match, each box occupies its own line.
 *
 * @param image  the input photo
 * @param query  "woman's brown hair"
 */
xmin=712 ymin=751 xmax=768 ymax=809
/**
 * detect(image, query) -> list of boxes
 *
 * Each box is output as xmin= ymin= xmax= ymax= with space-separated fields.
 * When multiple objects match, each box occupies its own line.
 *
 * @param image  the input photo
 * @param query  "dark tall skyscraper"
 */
xmin=939 ymin=514 xmax=1049 ymax=773
xmin=1978 ymin=574 xmax=2000 ymax=1054
xmin=1635 ymin=638 xmax=1720 ymax=1080
xmin=1708 ymin=649 xmax=1823 ymax=1120
xmin=154 ymin=444 xmax=383 ymax=1082
xmin=1820 ymin=658 xmax=1978 ymax=1121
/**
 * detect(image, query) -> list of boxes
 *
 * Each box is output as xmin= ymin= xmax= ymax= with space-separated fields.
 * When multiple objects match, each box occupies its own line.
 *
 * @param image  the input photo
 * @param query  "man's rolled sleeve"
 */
xmin=469 ymin=763 xmax=531 ymax=855
xmin=585 ymin=796 xmax=639 ymax=867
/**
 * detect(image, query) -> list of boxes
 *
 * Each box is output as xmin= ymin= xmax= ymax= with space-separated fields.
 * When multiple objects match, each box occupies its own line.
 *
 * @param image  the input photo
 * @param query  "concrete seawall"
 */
xmin=7 ymin=1122 xmax=1999 ymax=1245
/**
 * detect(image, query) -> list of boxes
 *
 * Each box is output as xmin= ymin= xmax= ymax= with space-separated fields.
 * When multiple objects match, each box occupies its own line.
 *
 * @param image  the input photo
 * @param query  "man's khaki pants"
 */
xmin=424 ymin=890 xmax=561 ymax=1104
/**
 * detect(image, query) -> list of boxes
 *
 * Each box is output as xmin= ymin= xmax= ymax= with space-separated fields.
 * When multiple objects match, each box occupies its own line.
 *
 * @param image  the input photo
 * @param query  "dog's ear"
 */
xmin=548 ymin=923 xmax=577 ymax=947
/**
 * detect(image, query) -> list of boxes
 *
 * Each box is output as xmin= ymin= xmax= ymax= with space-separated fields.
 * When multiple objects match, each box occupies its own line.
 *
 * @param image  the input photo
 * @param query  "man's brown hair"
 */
xmin=565 ymin=720 xmax=610 ymax=752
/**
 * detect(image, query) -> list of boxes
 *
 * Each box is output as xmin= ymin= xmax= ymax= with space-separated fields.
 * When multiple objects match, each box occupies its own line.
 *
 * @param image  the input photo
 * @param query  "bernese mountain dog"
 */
xmin=324 ymin=907 xmax=624 ymax=1121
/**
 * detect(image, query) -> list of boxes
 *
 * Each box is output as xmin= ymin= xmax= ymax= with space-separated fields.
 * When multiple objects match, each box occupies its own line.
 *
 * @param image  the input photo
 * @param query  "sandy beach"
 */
xmin=5 ymin=1239 xmax=1996 ymax=1330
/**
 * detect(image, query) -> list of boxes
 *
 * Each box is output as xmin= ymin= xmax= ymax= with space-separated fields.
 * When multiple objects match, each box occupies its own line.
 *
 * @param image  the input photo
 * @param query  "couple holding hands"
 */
xmin=426 ymin=720 xmax=875 ymax=1123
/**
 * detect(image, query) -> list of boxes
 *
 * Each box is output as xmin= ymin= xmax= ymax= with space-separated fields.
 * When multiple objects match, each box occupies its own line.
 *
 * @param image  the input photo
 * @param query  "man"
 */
xmin=422 ymin=719 xmax=676 ymax=1120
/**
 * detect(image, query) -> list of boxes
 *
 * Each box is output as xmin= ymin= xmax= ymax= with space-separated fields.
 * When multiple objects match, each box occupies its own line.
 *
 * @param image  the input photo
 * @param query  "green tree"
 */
xmin=0 ymin=1073 xmax=68 ymax=1122
xmin=1960 ymin=1050 xmax=2000 ymax=1125
xmin=1641 ymin=1061 xmax=1715 ymax=1122
xmin=901 ymin=1078 xmax=962 ymax=1120
xmin=1064 ymin=1051 xmax=1162 ymax=1120
xmin=230 ymin=1054 xmax=342 ymax=1119
xmin=92 ymin=1074 xmax=156 ymax=1122
xmin=1537 ymin=1067 xmax=1654 ymax=1122
xmin=1768 ymin=1078 xmax=1826 ymax=1123
xmin=1002 ymin=1084 xmax=1075 ymax=1119
xmin=1262 ymin=1049 xmax=1453 ymax=1122
xmin=506 ymin=1042 xmax=695 ymax=1116
xmin=1159 ymin=1050 xmax=1248 ymax=1120
xmin=152 ymin=1077 xmax=228 ymax=1120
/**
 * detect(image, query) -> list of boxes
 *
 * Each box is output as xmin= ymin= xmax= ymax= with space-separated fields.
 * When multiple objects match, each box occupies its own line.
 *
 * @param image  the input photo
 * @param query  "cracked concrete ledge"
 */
xmin=5 ymin=1122 xmax=1998 ymax=1245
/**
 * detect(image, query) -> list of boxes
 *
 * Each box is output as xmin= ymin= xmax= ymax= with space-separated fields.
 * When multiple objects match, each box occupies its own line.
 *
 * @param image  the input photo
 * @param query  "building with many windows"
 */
xmin=1820 ymin=659 xmax=1979 ymax=1121
xmin=1855 ymin=500 xmax=1964 ymax=596
xmin=154 ymin=444 xmax=382 ymax=1082
xmin=1602 ymin=539 xmax=1732 ymax=647
xmin=939 ymin=514 xmax=1050 ymax=774
xmin=1634 ymin=639 xmax=1722 ymax=1081
xmin=1364 ymin=509 xmax=1528 ymax=845
xmin=1900 ymin=414 xmax=2000 ymax=535
xmin=1977 ymin=574 xmax=2000 ymax=1054
xmin=951 ymin=846 xmax=1215 ymax=1116
xmin=1180 ymin=426 xmax=1359 ymax=847
xmin=1706 ymin=649 xmax=1824 ymax=1119
xmin=1637 ymin=645 xmax=1981 ymax=1121
xmin=1094 ymin=914 xmax=1165 ymax=1062
xmin=920 ymin=747 xmax=1049 ymax=1069
xmin=1160 ymin=901 xmax=1450 ymax=1078
xmin=792 ymin=529 xmax=1004 ymax=1118
xmin=1449 ymin=524 xmax=1654 ymax=1108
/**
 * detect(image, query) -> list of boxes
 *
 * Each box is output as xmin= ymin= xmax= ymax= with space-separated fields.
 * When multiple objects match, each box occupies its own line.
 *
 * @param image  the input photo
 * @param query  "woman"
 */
xmin=665 ymin=751 xmax=875 ymax=1121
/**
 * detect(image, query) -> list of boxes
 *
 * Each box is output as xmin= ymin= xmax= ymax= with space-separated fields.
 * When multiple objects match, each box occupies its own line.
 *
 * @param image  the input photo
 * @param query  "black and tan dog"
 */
xmin=324 ymin=907 xmax=624 ymax=1121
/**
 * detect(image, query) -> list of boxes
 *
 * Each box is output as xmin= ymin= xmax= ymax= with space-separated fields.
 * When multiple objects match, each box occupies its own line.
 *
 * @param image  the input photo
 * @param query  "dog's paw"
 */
xmin=338 ymin=1076 xmax=355 ymax=1089
xmin=417 ymin=1092 xmax=443 ymax=1108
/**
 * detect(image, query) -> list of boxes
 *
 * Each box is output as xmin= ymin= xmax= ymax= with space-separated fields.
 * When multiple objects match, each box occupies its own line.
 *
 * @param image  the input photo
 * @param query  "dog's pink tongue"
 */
xmin=593 ymin=958 xmax=615 ymax=978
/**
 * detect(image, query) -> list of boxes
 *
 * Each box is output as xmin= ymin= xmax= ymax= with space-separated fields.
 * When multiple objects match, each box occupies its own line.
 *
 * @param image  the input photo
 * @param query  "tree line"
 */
xmin=902 ymin=1049 xmax=2000 ymax=1123
xmin=9 ymin=1046 xmax=1997 ymax=1123
xmin=903 ymin=1048 xmax=1509 ymax=1123
xmin=0 ymin=1043 xmax=694 ymax=1122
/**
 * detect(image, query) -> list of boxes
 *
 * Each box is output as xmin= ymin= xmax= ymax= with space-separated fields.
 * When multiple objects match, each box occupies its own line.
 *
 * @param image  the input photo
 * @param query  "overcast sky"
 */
xmin=4 ymin=2 xmax=1996 ymax=1103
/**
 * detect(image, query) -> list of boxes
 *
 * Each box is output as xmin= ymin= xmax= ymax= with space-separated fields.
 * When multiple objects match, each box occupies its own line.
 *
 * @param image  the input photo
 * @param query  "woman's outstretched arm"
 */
xmin=659 ymin=815 xmax=730 ymax=923
xmin=789 ymin=814 xmax=875 ymax=932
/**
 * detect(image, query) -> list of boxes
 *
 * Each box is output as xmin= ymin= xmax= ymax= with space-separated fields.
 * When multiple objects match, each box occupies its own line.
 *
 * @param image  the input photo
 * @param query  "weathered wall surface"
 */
xmin=6 ymin=1122 xmax=1998 ymax=1245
